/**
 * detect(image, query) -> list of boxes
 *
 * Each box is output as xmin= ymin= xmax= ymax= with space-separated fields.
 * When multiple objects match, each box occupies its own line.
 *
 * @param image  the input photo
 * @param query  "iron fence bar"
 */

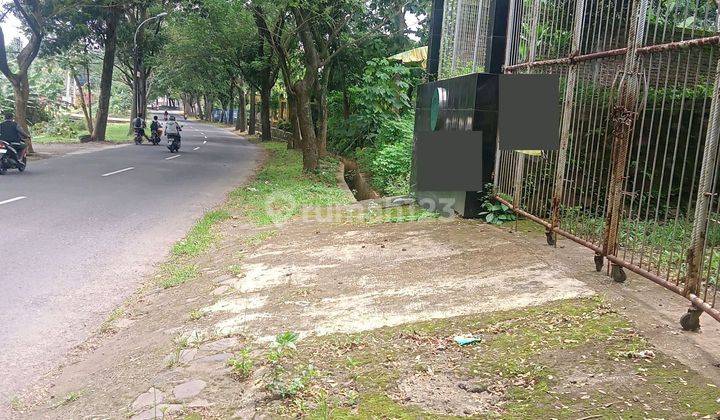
xmin=505 ymin=35 xmax=720 ymax=73
xmin=549 ymin=0 xmax=586 ymax=246
xmin=601 ymin=0 xmax=647 ymax=282
xmin=495 ymin=195 xmax=720 ymax=323
xmin=684 ymin=24 xmax=720 ymax=327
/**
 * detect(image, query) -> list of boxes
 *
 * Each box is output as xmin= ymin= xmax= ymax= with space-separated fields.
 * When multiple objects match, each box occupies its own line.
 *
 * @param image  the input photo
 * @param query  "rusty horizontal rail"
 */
xmin=505 ymin=35 xmax=720 ymax=73
xmin=495 ymin=195 xmax=720 ymax=324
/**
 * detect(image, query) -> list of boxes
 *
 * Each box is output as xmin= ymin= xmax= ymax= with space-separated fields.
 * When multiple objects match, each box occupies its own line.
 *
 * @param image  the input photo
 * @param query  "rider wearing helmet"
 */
xmin=0 ymin=112 xmax=30 ymax=167
xmin=132 ymin=113 xmax=149 ymax=141
xmin=165 ymin=115 xmax=181 ymax=139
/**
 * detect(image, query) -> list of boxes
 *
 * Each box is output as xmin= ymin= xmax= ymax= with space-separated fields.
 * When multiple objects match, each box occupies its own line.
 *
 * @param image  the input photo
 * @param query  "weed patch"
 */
xmin=228 ymin=142 xmax=352 ymax=225
xmin=228 ymin=348 xmax=254 ymax=380
xmin=173 ymin=210 xmax=231 ymax=257
xmin=158 ymin=264 xmax=198 ymax=289
xmin=258 ymin=298 xmax=720 ymax=418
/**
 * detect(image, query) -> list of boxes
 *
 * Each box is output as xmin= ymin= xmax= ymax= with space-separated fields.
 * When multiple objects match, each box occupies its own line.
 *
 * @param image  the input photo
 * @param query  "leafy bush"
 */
xmin=33 ymin=115 xmax=84 ymax=138
xmin=228 ymin=348 xmax=254 ymax=380
xmin=328 ymin=58 xmax=417 ymax=155
xmin=276 ymin=119 xmax=293 ymax=132
xmin=357 ymin=113 xmax=414 ymax=195
xmin=479 ymin=185 xmax=516 ymax=225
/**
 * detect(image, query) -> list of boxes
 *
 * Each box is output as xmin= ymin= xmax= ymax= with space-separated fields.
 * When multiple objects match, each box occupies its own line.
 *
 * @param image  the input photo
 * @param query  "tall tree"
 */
xmin=92 ymin=4 xmax=121 ymax=141
xmin=0 ymin=0 xmax=55 ymax=153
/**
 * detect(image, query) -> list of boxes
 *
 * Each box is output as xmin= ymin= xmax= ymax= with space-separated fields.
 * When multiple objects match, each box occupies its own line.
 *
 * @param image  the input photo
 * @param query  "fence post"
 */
xmin=682 ymin=28 xmax=720 ymax=331
xmin=493 ymin=0 xmax=517 ymax=191
xmin=548 ymin=0 xmax=586 ymax=247
xmin=601 ymin=0 xmax=647 ymax=283
xmin=510 ymin=0 xmax=541 ymax=218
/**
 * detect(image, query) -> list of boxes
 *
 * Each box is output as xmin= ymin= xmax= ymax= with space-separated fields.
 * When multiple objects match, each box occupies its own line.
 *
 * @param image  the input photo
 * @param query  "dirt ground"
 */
xmin=10 ymin=192 xmax=720 ymax=419
xmin=29 ymin=142 xmax=128 ymax=160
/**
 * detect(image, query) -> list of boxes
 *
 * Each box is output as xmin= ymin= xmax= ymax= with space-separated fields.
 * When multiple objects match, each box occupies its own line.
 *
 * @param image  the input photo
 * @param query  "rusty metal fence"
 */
xmin=491 ymin=0 xmax=720 ymax=330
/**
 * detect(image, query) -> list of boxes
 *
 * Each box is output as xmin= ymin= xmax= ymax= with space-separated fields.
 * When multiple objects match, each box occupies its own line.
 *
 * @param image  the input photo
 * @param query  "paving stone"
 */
xmin=179 ymin=348 xmax=198 ymax=364
xmin=173 ymin=379 xmax=206 ymax=399
xmin=116 ymin=318 xmax=136 ymax=329
xmin=193 ymin=352 xmax=233 ymax=365
xmin=199 ymin=337 xmax=238 ymax=353
xmin=212 ymin=274 xmax=233 ymax=284
xmin=188 ymin=398 xmax=212 ymax=408
xmin=131 ymin=387 xmax=164 ymax=411
xmin=212 ymin=285 xmax=231 ymax=296
xmin=131 ymin=404 xmax=183 ymax=420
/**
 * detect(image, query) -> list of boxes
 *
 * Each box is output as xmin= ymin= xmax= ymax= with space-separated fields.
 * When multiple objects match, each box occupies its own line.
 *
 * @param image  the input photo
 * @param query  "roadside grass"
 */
xmin=260 ymin=297 xmax=720 ymax=418
xmin=98 ymin=307 xmax=125 ymax=333
xmin=33 ymin=122 xmax=132 ymax=144
xmin=228 ymin=142 xmax=353 ymax=225
xmin=172 ymin=210 xmax=231 ymax=257
xmin=158 ymin=263 xmax=198 ymax=289
xmin=363 ymin=205 xmax=440 ymax=225
xmin=158 ymin=141 xmax=350 ymax=290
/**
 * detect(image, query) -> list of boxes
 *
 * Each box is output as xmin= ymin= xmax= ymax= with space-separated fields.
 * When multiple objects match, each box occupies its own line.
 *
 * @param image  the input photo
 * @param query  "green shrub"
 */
xmin=357 ymin=113 xmax=414 ymax=196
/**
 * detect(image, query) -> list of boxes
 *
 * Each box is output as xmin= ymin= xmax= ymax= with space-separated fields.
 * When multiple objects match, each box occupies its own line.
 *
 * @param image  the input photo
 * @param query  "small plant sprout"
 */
xmin=228 ymin=348 xmax=254 ymax=380
xmin=189 ymin=309 xmax=205 ymax=320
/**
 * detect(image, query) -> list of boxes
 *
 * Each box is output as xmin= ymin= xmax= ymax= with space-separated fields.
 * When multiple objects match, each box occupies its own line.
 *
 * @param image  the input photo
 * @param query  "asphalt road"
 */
xmin=0 ymin=119 xmax=260 ymax=404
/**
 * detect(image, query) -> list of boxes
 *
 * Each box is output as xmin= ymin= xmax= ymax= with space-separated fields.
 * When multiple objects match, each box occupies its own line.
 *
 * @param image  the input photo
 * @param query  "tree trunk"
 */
xmin=260 ymin=81 xmax=272 ymax=141
xmin=294 ymin=81 xmax=318 ymax=171
xmin=316 ymin=66 xmax=331 ymax=157
xmin=219 ymin=98 xmax=227 ymax=123
xmin=204 ymin=95 xmax=213 ymax=121
xmin=12 ymin=73 xmax=33 ymax=153
xmin=236 ymin=84 xmax=246 ymax=131
xmin=248 ymin=88 xmax=256 ymax=135
xmin=228 ymin=81 xmax=235 ymax=124
xmin=342 ymin=85 xmax=351 ymax=120
xmin=287 ymin=91 xmax=300 ymax=150
xmin=73 ymin=73 xmax=93 ymax=134
xmin=92 ymin=8 xmax=119 ymax=142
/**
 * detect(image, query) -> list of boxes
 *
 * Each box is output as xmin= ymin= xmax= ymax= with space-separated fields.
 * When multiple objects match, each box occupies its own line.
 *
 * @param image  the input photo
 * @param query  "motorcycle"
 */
xmin=0 ymin=140 xmax=28 ymax=174
xmin=167 ymin=134 xmax=181 ymax=153
xmin=150 ymin=128 xmax=162 ymax=145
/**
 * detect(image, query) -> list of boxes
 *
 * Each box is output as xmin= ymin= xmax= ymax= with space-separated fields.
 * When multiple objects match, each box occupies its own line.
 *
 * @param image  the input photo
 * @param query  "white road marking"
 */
xmin=193 ymin=147 xmax=200 ymax=151
xmin=102 ymin=167 xmax=134 ymax=177
xmin=203 ymin=136 xmax=208 ymax=139
xmin=202 ymin=140 xmax=207 ymax=144
xmin=165 ymin=155 xmax=181 ymax=160
xmin=0 ymin=196 xmax=26 ymax=206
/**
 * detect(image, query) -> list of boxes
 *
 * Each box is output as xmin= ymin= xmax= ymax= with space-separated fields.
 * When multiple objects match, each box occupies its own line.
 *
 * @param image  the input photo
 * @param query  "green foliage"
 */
xmin=228 ymin=142 xmax=352 ymax=225
xmin=228 ymin=348 xmax=254 ymax=380
xmin=480 ymin=185 xmax=517 ymax=225
xmin=328 ymin=58 xmax=417 ymax=155
xmin=328 ymin=58 xmax=418 ymax=197
xmin=480 ymin=200 xmax=517 ymax=225
xmin=265 ymin=331 xmax=317 ymax=398
xmin=357 ymin=114 xmax=415 ymax=196
xmin=32 ymin=115 xmax=83 ymax=138
xmin=172 ymin=210 xmax=231 ymax=257
xmin=159 ymin=264 xmax=198 ymax=289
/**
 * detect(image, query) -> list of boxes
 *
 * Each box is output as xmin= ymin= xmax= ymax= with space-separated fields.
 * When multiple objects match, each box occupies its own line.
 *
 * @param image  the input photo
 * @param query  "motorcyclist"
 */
xmin=165 ymin=115 xmax=181 ymax=143
xmin=0 ymin=113 xmax=30 ymax=167
xmin=150 ymin=116 xmax=161 ymax=136
xmin=132 ymin=113 xmax=149 ymax=142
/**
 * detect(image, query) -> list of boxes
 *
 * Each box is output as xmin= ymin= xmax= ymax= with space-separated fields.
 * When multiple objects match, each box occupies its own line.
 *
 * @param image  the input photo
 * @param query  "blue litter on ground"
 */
xmin=454 ymin=335 xmax=481 ymax=346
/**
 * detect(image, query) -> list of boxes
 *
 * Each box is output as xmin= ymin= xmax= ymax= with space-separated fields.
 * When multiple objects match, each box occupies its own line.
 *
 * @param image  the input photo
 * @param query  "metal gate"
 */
xmin=490 ymin=0 xmax=720 ymax=330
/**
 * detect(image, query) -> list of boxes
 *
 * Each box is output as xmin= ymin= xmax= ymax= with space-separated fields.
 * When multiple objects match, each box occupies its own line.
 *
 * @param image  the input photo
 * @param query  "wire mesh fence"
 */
xmin=438 ymin=0 xmax=493 ymax=78
xmin=480 ymin=0 xmax=720 ymax=329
